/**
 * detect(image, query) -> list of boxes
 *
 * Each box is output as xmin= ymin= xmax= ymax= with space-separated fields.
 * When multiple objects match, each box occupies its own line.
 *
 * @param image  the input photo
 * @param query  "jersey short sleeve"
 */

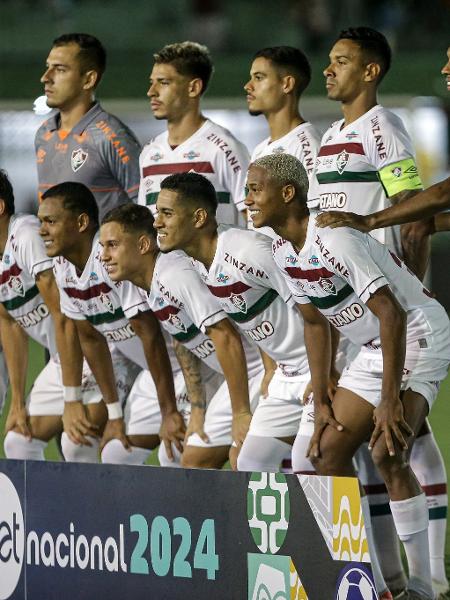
xmin=170 ymin=264 xmax=227 ymax=332
xmin=52 ymin=258 xmax=86 ymax=321
xmin=116 ymin=280 xmax=150 ymax=319
xmin=364 ymin=110 xmax=422 ymax=197
xmin=14 ymin=218 xmax=53 ymax=278
xmin=318 ymin=228 xmax=389 ymax=304
xmin=271 ymin=237 xmax=311 ymax=305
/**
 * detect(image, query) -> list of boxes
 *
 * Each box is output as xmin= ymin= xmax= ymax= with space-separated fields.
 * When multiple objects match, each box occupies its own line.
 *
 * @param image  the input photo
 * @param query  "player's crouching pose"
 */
xmin=0 ymin=171 xmax=106 ymax=461
xmin=38 ymin=182 xmax=185 ymax=464
xmin=246 ymin=153 xmax=450 ymax=600
xmin=99 ymin=203 xmax=265 ymax=469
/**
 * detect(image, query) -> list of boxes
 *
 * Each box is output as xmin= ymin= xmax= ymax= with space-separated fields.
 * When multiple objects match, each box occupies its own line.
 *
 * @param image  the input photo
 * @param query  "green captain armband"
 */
xmin=378 ymin=157 xmax=423 ymax=197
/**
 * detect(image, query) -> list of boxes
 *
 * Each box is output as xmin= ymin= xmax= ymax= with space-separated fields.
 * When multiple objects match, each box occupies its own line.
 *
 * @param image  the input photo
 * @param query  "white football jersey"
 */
xmin=251 ymin=121 xmax=322 ymax=178
xmin=53 ymin=236 xmax=147 ymax=369
xmin=138 ymin=119 xmax=250 ymax=225
xmin=0 ymin=214 xmax=56 ymax=355
xmin=272 ymin=218 xmax=449 ymax=350
xmin=195 ymin=225 xmax=309 ymax=377
xmin=308 ymin=105 xmax=423 ymax=252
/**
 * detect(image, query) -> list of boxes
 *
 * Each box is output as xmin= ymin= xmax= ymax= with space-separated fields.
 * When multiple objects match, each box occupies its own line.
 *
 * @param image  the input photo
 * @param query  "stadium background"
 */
xmin=0 ymin=0 xmax=449 ymax=580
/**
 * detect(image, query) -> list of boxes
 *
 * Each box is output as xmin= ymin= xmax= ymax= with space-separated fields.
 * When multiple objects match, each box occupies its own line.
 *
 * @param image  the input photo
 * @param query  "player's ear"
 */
xmin=138 ymin=234 xmax=151 ymax=254
xmin=282 ymin=184 xmax=296 ymax=204
xmin=193 ymin=207 xmax=208 ymax=228
xmin=0 ymin=198 xmax=7 ymax=217
xmin=188 ymin=77 xmax=203 ymax=98
xmin=83 ymin=70 xmax=99 ymax=91
xmin=282 ymin=75 xmax=296 ymax=95
xmin=364 ymin=62 xmax=381 ymax=83
xmin=78 ymin=212 xmax=90 ymax=232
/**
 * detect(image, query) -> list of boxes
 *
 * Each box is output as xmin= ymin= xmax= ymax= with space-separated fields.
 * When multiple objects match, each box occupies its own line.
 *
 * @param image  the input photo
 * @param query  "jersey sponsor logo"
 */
xmin=345 ymin=131 xmax=358 ymax=140
xmin=272 ymin=237 xmax=287 ymax=254
xmin=308 ymin=255 xmax=319 ymax=266
xmin=205 ymin=132 xmax=241 ymax=173
xmin=216 ymin=272 xmax=230 ymax=283
xmin=156 ymin=282 xmax=184 ymax=308
xmin=103 ymin=323 xmax=135 ymax=343
xmin=8 ymin=275 xmax=25 ymax=297
xmin=370 ymin=115 xmax=387 ymax=159
xmin=319 ymin=192 xmax=347 ymax=209
xmin=99 ymin=292 xmax=115 ymax=314
xmin=230 ymin=292 xmax=247 ymax=314
xmin=95 ymin=120 xmax=131 ymax=164
xmin=328 ymin=303 xmax=364 ymax=327
xmin=36 ymin=148 xmax=46 ymax=164
xmin=223 ymin=252 xmax=269 ymax=279
xmin=405 ymin=164 xmax=418 ymax=175
xmin=191 ymin=338 xmax=215 ymax=360
xmin=3 ymin=254 xmax=10 ymax=265
xmin=90 ymin=272 xmax=98 ymax=281
xmin=71 ymin=148 xmax=88 ymax=172
xmin=286 ymin=254 xmax=297 ymax=265
xmin=183 ymin=150 xmax=200 ymax=160
xmin=336 ymin=150 xmax=349 ymax=174
xmin=315 ymin=234 xmax=350 ymax=278
xmin=297 ymin=132 xmax=315 ymax=174
xmin=318 ymin=277 xmax=337 ymax=295
xmin=271 ymin=146 xmax=285 ymax=154
xmin=150 ymin=152 xmax=163 ymax=162
xmin=245 ymin=320 xmax=274 ymax=342
xmin=16 ymin=303 xmax=49 ymax=328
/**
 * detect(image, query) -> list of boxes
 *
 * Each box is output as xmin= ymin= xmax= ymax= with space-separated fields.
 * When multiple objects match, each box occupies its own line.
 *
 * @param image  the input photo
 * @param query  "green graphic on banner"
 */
xmin=247 ymin=553 xmax=291 ymax=600
xmin=247 ymin=472 xmax=290 ymax=554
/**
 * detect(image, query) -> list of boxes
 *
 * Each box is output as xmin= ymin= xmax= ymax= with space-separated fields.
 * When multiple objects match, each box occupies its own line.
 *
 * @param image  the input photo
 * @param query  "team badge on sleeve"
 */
xmin=230 ymin=293 xmax=247 ymax=314
xmin=8 ymin=276 xmax=25 ymax=297
xmin=71 ymin=148 xmax=88 ymax=172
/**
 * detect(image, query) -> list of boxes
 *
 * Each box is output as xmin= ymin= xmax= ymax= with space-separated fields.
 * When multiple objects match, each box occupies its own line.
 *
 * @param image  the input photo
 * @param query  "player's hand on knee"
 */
xmin=160 ymin=410 xmax=186 ymax=458
xmin=307 ymin=402 xmax=343 ymax=459
xmin=302 ymin=381 xmax=313 ymax=405
xmin=184 ymin=409 xmax=209 ymax=444
xmin=232 ymin=411 xmax=252 ymax=447
xmin=5 ymin=403 xmax=31 ymax=439
xmin=100 ymin=417 xmax=129 ymax=452
xmin=63 ymin=401 xmax=98 ymax=446
xmin=369 ymin=399 xmax=414 ymax=457
xmin=260 ymin=367 xmax=276 ymax=398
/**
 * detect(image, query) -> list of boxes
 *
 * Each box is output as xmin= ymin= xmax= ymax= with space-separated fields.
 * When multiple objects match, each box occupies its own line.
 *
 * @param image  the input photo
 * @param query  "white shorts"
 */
xmin=338 ymin=331 xmax=450 ymax=409
xmin=248 ymin=368 xmax=310 ymax=438
xmin=335 ymin=336 xmax=360 ymax=374
xmin=125 ymin=369 xmax=189 ymax=436
xmin=187 ymin=368 xmax=263 ymax=448
xmin=26 ymin=352 xmax=140 ymax=417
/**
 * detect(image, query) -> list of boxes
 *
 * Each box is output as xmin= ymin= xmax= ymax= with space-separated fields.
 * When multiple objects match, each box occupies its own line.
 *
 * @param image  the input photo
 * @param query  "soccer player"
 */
xmin=138 ymin=41 xmax=249 ymax=226
xmin=0 ymin=170 xmax=109 ymax=461
xmin=311 ymin=28 xmax=449 ymax=596
xmin=37 ymin=182 xmax=185 ymax=464
xmin=149 ymin=172 xmax=325 ymax=476
xmin=36 ymin=33 xmax=141 ymax=218
xmin=246 ymin=153 xmax=450 ymax=600
xmin=99 ymin=203 xmax=265 ymax=468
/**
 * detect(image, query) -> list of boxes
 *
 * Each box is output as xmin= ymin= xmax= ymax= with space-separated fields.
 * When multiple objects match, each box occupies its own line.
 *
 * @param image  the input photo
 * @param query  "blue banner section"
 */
xmin=0 ymin=460 xmax=374 ymax=600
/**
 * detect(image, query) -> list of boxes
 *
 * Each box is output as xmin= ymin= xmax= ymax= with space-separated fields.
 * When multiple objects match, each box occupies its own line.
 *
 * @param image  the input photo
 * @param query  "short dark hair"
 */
xmin=160 ymin=172 xmax=218 ymax=216
xmin=153 ymin=41 xmax=214 ymax=94
xmin=253 ymin=46 xmax=311 ymax=96
xmin=102 ymin=203 xmax=156 ymax=238
xmin=52 ymin=33 xmax=106 ymax=84
xmin=0 ymin=170 xmax=15 ymax=216
xmin=41 ymin=182 xmax=99 ymax=228
xmin=337 ymin=27 xmax=391 ymax=81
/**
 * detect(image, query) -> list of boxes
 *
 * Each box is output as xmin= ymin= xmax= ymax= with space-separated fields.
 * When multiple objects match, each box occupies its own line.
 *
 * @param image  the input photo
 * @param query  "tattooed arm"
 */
xmin=173 ymin=339 xmax=209 ymax=444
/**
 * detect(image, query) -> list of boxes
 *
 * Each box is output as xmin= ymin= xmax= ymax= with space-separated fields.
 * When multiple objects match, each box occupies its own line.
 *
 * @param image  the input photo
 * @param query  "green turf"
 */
xmin=0 ymin=339 xmax=449 ymax=578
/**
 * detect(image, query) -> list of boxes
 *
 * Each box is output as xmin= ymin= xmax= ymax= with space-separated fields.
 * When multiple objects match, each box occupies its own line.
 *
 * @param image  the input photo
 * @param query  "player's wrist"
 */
xmin=63 ymin=385 xmax=83 ymax=403
xmin=106 ymin=401 xmax=123 ymax=420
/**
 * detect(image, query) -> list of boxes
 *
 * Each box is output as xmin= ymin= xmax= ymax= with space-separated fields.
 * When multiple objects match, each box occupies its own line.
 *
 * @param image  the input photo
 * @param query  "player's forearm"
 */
xmin=369 ymin=177 xmax=450 ymax=230
xmin=207 ymin=322 xmax=250 ymax=415
xmin=173 ymin=340 xmax=206 ymax=411
xmin=75 ymin=322 xmax=119 ymax=404
xmin=0 ymin=316 xmax=28 ymax=404
xmin=303 ymin=318 xmax=331 ymax=404
xmin=130 ymin=314 xmax=177 ymax=416
xmin=52 ymin=313 xmax=84 ymax=386
xmin=400 ymin=221 xmax=431 ymax=281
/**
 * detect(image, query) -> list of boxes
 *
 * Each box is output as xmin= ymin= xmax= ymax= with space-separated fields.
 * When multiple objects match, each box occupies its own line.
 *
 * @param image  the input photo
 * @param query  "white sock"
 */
xmin=410 ymin=431 xmax=449 ymax=589
xmin=101 ymin=439 xmax=151 ymax=465
xmin=361 ymin=496 xmax=388 ymax=595
xmin=158 ymin=443 xmax=182 ymax=468
xmin=390 ymin=493 xmax=433 ymax=598
xmin=355 ymin=444 xmax=407 ymax=592
xmin=61 ymin=432 xmax=99 ymax=463
xmin=4 ymin=431 xmax=46 ymax=460
xmin=237 ymin=435 xmax=292 ymax=472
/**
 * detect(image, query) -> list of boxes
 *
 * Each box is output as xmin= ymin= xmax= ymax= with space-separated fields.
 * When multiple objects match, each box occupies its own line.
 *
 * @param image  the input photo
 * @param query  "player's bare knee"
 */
xmin=371 ymin=444 xmax=409 ymax=481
